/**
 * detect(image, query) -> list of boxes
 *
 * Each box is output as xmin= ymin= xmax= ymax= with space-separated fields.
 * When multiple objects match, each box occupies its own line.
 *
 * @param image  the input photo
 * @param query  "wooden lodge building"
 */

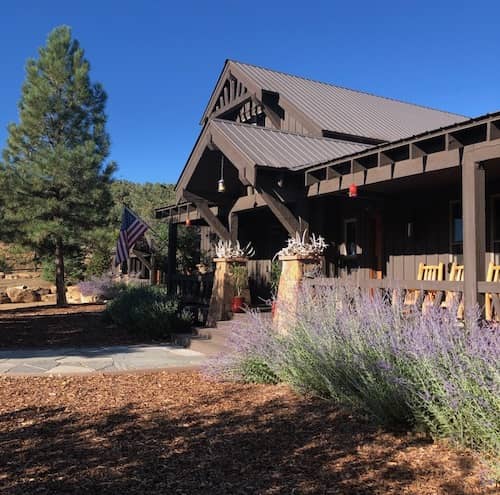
xmin=156 ymin=60 xmax=500 ymax=317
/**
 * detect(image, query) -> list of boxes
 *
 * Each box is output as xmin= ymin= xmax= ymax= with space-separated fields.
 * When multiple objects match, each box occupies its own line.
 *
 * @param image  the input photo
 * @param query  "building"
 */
xmin=156 ymin=60 xmax=500 ymax=316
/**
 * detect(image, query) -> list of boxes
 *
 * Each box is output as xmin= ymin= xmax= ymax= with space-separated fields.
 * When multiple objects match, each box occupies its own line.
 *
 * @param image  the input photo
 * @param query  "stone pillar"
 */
xmin=274 ymin=255 xmax=320 ymax=333
xmin=207 ymin=258 xmax=250 ymax=327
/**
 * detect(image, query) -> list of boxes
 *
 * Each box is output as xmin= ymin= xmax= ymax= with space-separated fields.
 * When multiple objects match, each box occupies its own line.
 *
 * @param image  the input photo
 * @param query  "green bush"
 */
xmin=105 ymin=286 xmax=192 ymax=339
xmin=0 ymin=255 xmax=12 ymax=273
xmin=41 ymin=254 xmax=86 ymax=284
xmin=239 ymin=357 xmax=279 ymax=384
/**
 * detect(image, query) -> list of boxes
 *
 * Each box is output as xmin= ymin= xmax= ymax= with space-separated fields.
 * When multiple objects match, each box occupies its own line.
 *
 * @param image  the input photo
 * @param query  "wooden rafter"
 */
xmin=256 ymin=186 xmax=301 ymax=236
xmin=182 ymin=190 xmax=230 ymax=241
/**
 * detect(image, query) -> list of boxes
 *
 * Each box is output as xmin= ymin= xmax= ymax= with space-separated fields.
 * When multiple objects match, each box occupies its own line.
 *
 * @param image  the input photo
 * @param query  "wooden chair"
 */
xmin=441 ymin=263 xmax=464 ymax=318
xmin=485 ymin=262 xmax=500 ymax=321
xmin=403 ymin=262 xmax=445 ymax=311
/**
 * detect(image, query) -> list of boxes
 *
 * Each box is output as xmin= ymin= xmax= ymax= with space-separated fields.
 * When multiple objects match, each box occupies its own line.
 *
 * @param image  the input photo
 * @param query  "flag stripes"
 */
xmin=115 ymin=207 xmax=149 ymax=266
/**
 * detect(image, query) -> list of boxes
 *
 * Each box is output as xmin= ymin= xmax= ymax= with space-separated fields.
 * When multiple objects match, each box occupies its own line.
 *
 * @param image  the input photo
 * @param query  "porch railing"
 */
xmin=303 ymin=278 xmax=500 ymax=319
xmin=168 ymin=273 xmax=214 ymax=306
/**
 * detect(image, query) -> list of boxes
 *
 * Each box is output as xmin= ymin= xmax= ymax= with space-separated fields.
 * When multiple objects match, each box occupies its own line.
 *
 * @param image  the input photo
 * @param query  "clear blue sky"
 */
xmin=1 ymin=1 xmax=499 ymax=184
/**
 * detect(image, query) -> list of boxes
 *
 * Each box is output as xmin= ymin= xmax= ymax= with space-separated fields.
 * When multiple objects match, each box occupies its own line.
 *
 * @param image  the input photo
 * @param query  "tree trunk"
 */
xmin=55 ymin=239 xmax=67 ymax=306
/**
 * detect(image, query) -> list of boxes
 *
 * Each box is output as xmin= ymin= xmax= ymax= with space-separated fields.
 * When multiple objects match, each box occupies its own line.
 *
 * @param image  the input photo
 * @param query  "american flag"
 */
xmin=115 ymin=206 xmax=149 ymax=266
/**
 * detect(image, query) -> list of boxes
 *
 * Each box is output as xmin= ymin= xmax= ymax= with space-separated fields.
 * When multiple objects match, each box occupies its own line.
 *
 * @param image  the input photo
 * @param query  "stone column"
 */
xmin=274 ymin=255 xmax=320 ymax=333
xmin=207 ymin=257 xmax=250 ymax=327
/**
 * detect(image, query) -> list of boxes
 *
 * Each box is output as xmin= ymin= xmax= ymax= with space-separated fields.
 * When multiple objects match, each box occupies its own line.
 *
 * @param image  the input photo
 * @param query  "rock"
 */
xmin=66 ymin=285 xmax=82 ymax=303
xmin=81 ymin=294 xmax=102 ymax=304
xmin=0 ymin=272 xmax=5 ymax=279
xmin=0 ymin=292 xmax=11 ymax=304
xmin=33 ymin=287 xmax=51 ymax=296
xmin=6 ymin=286 xmax=28 ymax=301
xmin=12 ymin=289 xmax=41 ymax=303
xmin=41 ymin=294 xmax=57 ymax=303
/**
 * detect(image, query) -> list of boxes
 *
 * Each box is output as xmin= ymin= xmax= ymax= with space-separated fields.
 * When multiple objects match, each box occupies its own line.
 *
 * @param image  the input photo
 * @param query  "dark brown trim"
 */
xmin=182 ymin=190 xmax=231 ymax=241
xmin=462 ymin=155 xmax=486 ymax=312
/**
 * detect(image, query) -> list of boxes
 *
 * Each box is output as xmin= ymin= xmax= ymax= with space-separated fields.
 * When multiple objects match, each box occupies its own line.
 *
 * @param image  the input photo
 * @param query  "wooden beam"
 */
xmin=182 ymin=190 xmax=231 ymax=241
xmin=131 ymin=249 xmax=152 ymax=271
xmin=462 ymin=154 xmax=486 ymax=313
xmin=229 ymin=212 xmax=238 ymax=243
xmin=257 ymin=187 xmax=301 ymax=235
xmin=167 ymin=222 xmax=177 ymax=294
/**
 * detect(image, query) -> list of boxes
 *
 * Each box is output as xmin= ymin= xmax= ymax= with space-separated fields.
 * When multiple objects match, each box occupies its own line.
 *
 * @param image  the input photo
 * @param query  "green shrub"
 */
xmin=105 ymin=286 xmax=192 ymax=339
xmin=239 ymin=357 xmax=279 ymax=384
xmin=41 ymin=254 xmax=86 ymax=284
xmin=0 ymin=255 xmax=12 ymax=273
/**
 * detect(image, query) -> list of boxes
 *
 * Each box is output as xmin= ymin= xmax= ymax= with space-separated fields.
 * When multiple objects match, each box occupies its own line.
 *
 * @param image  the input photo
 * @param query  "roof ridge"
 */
xmin=211 ymin=118 xmax=370 ymax=147
xmin=228 ymin=59 xmax=468 ymax=120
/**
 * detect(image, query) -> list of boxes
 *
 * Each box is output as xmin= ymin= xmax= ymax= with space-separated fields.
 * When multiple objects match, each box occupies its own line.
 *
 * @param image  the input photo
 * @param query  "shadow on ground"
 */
xmin=0 ymin=373 xmax=492 ymax=495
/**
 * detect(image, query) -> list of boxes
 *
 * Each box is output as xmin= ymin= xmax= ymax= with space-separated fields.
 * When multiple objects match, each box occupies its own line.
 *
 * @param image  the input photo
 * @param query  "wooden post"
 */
xmin=229 ymin=212 xmax=239 ymax=243
xmin=167 ymin=222 xmax=177 ymax=294
xmin=462 ymin=156 xmax=486 ymax=314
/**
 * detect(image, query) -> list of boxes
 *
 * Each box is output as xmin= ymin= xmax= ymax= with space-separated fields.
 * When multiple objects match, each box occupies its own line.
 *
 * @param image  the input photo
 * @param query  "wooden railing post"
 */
xmin=462 ymin=155 xmax=486 ymax=314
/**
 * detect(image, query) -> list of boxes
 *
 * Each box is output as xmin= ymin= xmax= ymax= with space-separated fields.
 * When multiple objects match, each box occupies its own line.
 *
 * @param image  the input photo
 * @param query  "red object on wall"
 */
xmin=185 ymin=217 xmax=191 ymax=226
xmin=349 ymin=183 xmax=358 ymax=198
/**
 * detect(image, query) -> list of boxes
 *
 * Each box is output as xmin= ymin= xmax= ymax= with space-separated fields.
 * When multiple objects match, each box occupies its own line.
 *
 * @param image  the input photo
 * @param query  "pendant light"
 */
xmin=217 ymin=154 xmax=226 ymax=193
xmin=349 ymin=183 xmax=358 ymax=198
xmin=348 ymin=163 xmax=357 ymax=198
xmin=185 ymin=203 xmax=191 ymax=226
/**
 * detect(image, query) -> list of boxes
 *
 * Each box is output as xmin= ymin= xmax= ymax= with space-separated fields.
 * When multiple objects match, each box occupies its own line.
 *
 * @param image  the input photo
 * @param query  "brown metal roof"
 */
xmin=231 ymin=61 xmax=468 ymax=142
xmin=212 ymin=119 xmax=371 ymax=170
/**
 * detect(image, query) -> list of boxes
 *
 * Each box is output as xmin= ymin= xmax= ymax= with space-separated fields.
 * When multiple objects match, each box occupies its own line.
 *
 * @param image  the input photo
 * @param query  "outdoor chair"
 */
xmin=402 ymin=262 xmax=445 ymax=312
xmin=441 ymin=263 xmax=464 ymax=319
xmin=485 ymin=262 xmax=500 ymax=321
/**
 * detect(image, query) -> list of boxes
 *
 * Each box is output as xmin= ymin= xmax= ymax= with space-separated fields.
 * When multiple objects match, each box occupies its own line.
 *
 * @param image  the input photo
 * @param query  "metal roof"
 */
xmin=212 ymin=119 xmax=371 ymax=170
xmin=231 ymin=61 xmax=468 ymax=142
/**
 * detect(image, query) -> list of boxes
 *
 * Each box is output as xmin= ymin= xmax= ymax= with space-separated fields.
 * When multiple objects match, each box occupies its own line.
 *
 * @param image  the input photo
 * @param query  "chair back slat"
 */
xmin=485 ymin=262 xmax=500 ymax=321
xmin=403 ymin=262 xmax=444 ymax=310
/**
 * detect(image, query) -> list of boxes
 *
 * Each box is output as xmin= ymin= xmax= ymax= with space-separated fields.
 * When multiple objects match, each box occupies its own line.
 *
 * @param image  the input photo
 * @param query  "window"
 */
xmin=450 ymin=201 xmax=463 ymax=262
xmin=343 ymin=218 xmax=358 ymax=257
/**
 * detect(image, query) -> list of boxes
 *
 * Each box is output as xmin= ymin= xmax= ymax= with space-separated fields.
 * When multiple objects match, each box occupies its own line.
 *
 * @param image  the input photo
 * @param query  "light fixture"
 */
xmin=349 ymin=183 xmax=358 ymax=198
xmin=217 ymin=154 xmax=226 ymax=193
xmin=185 ymin=204 xmax=191 ymax=226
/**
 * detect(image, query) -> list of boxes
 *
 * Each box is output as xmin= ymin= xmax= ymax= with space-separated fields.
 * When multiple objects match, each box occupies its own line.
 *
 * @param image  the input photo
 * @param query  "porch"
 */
xmin=157 ymin=112 xmax=500 ymax=321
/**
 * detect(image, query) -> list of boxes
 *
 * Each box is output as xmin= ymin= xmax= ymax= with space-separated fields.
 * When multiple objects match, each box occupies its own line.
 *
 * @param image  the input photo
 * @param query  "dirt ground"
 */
xmin=0 ymin=304 xmax=166 ymax=349
xmin=0 ymin=371 xmax=495 ymax=495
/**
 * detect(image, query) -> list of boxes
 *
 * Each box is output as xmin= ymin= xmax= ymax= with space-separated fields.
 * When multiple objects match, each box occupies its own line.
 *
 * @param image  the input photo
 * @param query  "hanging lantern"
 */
xmin=217 ymin=155 xmax=225 ymax=193
xmin=185 ymin=204 xmax=191 ymax=226
xmin=349 ymin=183 xmax=358 ymax=198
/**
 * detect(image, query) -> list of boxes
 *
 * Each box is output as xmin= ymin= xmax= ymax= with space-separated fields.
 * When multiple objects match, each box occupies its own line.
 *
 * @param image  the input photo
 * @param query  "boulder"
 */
xmin=12 ymin=289 xmax=41 ymax=303
xmin=66 ymin=285 xmax=82 ymax=303
xmin=0 ymin=272 xmax=5 ymax=279
xmin=0 ymin=292 xmax=11 ymax=304
xmin=41 ymin=293 xmax=57 ymax=303
xmin=6 ymin=286 xmax=28 ymax=301
xmin=33 ymin=287 xmax=51 ymax=296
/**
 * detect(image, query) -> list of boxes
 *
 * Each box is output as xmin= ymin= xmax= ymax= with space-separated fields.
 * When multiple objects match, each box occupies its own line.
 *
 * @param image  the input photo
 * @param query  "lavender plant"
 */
xmin=207 ymin=281 xmax=500 ymax=463
xmin=78 ymin=275 xmax=125 ymax=300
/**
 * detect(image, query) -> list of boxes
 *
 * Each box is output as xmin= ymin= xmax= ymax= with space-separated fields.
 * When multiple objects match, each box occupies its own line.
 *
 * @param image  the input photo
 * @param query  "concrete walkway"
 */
xmin=0 ymin=316 xmax=237 ymax=376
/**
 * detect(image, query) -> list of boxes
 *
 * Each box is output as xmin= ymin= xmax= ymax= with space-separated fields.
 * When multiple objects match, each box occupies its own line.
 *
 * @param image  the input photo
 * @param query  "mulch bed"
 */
xmin=0 ymin=304 xmax=167 ymax=349
xmin=0 ymin=371 xmax=495 ymax=494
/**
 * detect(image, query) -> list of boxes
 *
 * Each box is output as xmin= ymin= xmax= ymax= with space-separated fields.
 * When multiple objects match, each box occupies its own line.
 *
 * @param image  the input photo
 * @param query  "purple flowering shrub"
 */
xmin=204 ymin=311 xmax=279 ymax=384
xmin=207 ymin=282 xmax=500 ymax=460
xmin=78 ymin=275 xmax=126 ymax=300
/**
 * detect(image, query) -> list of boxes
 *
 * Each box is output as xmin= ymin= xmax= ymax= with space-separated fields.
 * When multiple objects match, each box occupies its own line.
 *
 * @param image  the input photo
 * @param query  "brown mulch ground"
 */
xmin=0 ymin=304 xmax=165 ymax=349
xmin=0 ymin=371 xmax=495 ymax=495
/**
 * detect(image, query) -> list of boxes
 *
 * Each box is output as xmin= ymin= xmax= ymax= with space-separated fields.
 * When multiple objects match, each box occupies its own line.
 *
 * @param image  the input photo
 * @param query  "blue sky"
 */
xmin=1 ymin=1 xmax=499 ymax=183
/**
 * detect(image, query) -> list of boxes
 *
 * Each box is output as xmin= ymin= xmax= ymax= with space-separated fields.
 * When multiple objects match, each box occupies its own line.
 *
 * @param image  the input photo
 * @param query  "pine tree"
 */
xmin=0 ymin=26 xmax=116 ymax=305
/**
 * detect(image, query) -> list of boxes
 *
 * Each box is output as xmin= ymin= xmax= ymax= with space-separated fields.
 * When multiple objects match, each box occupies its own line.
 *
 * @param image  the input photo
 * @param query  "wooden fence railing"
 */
xmin=168 ymin=273 xmax=214 ymax=306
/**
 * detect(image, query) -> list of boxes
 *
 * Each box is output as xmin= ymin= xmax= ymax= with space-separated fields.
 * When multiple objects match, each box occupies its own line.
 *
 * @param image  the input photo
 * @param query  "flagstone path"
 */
xmin=0 ymin=311 xmax=242 ymax=376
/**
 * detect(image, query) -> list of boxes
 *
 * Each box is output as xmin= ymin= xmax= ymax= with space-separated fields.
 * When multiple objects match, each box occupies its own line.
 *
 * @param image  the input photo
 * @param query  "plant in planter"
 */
xmin=275 ymin=231 xmax=327 ymax=259
xmin=230 ymin=263 xmax=248 ymax=313
xmin=214 ymin=240 xmax=255 ymax=260
xmin=270 ymin=260 xmax=282 ymax=316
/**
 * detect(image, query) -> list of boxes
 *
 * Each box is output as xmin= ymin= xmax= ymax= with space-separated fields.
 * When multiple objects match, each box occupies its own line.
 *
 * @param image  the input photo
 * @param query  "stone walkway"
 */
xmin=0 ymin=344 xmax=207 ymax=375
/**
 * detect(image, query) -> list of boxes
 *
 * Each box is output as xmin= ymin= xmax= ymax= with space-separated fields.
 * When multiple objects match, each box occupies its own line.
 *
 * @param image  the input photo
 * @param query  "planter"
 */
xmin=231 ymin=296 xmax=245 ymax=313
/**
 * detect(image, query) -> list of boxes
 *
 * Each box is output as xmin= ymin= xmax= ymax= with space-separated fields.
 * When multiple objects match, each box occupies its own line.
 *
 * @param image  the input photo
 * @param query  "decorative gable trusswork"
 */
xmin=208 ymin=75 xmax=249 ymax=120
